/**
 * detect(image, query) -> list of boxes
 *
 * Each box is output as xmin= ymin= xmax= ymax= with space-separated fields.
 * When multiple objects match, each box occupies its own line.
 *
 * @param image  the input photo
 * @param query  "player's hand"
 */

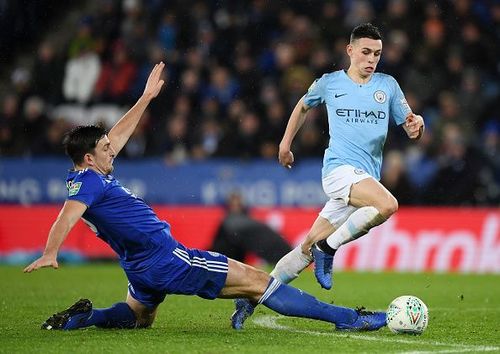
xmin=23 ymin=254 xmax=59 ymax=273
xmin=142 ymin=62 xmax=166 ymax=101
xmin=405 ymin=113 xmax=424 ymax=139
xmin=279 ymin=148 xmax=294 ymax=169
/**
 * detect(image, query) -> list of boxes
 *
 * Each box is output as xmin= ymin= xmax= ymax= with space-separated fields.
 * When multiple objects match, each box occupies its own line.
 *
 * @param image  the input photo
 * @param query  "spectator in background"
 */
xmin=211 ymin=192 xmax=291 ymax=264
xmin=309 ymin=46 xmax=333 ymax=78
xmin=380 ymin=150 xmax=416 ymax=205
xmin=63 ymin=41 xmax=101 ymax=104
xmin=407 ymin=140 xmax=438 ymax=189
xmin=191 ymin=118 xmax=222 ymax=159
xmin=131 ymin=43 xmax=167 ymax=100
xmin=263 ymin=99 xmax=288 ymax=144
xmin=377 ymin=30 xmax=409 ymax=80
xmin=475 ymin=121 xmax=500 ymax=205
xmin=159 ymin=112 xmax=192 ymax=165
xmin=295 ymin=120 xmax=325 ymax=158
xmin=431 ymin=91 xmax=470 ymax=141
xmin=233 ymin=41 xmax=260 ymax=103
xmin=179 ymin=67 xmax=202 ymax=103
xmin=458 ymin=21 xmax=490 ymax=69
xmin=443 ymin=48 xmax=465 ymax=91
xmin=157 ymin=12 xmax=177 ymax=52
xmin=37 ymin=117 xmax=71 ymax=156
xmin=203 ymin=66 xmax=240 ymax=111
xmin=67 ymin=16 xmax=97 ymax=58
xmin=317 ymin=2 xmax=344 ymax=45
xmin=379 ymin=0 xmax=416 ymax=36
xmin=31 ymin=41 xmax=64 ymax=104
xmin=92 ymin=0 xmax=121 ymax=47
xmin=344 ymin=0 xmax=375 ymax=28
xmin=480 ymin=121 xmax=500 ymax=175
xmin=218 ymin=111 xmax=262 ymax=159
xmin=10 ymin=67 xmax=32 ymax=105
xmin=22 ymin=96 xmax=51 ymax=155
xmin=424 ymin=123 xmax=482 ymax=205
xmin=94 ymin=41 xmax=137 ymax=104
xmin=457 ymin=68 xmax=487 ymax=127
xmin=0 ymin=94 xmax=23 ymax=155
xmin=125 ymin=22 xmax=150 ymax=65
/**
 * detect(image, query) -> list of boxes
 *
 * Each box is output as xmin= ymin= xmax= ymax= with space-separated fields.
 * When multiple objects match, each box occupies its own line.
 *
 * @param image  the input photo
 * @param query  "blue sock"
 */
xmin=259 ymin=278 xmax=357 ymax=325
xmin=65 ymin=302 xmax=137 ymax=330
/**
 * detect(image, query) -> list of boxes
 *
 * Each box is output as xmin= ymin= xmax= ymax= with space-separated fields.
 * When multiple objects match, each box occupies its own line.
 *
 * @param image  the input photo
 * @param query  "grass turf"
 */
xmin=0 ymin=264 xmax=499 ymax=353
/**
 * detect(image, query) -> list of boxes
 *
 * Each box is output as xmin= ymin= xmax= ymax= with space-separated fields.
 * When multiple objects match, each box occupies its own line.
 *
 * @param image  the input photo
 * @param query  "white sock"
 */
xmin=270 ymin=245 xmax=313 ymax=284
xmin=325 ymin=206 xmax=386 ymax=249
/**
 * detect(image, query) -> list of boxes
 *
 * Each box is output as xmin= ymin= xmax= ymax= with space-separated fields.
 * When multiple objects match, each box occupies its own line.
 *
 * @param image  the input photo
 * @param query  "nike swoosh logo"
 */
xmin=335 ymin=93 xmax=347 ymax=98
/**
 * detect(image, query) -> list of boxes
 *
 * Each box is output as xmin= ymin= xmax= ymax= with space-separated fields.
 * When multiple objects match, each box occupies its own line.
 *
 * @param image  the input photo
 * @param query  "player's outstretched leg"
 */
xmin=42 ymin=299 xmax=137 ymax=330
xmin=311 ymin=240 xmax=336 ymax=290
xmin=231 ymin=246 xmax=313 ymax=330
xmin=259 ymin=278 xmax=386 ymax=331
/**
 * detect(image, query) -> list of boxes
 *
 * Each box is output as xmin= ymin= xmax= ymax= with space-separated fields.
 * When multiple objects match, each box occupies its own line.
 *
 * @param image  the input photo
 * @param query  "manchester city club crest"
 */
xmin=374 ymin=90 xmax=386 ymax=103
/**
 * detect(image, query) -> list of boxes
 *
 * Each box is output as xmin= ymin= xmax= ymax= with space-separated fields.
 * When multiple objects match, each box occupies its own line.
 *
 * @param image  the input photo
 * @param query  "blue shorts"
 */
xmin=126 ymin=244 xmax=229 ymax=308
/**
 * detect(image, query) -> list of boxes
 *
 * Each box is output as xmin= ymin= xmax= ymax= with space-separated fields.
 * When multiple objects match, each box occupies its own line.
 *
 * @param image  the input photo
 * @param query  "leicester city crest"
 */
xmin=374 ymin=90 xmax=386 ymax=103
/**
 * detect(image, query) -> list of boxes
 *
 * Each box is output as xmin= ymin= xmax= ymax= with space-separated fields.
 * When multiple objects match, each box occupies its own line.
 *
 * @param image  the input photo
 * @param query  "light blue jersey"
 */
xmin=303 ymin=70 xmax=411 ymax=180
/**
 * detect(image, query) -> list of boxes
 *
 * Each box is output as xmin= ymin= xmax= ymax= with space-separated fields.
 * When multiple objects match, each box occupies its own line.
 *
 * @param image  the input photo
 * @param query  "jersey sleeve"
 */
xmin=303 ymin=74 xmax=327 ymax=108
xmin=389 ymin=77 xmax=412 ymax=125
xmin=67 ymin=171 xmax=104 ymax=207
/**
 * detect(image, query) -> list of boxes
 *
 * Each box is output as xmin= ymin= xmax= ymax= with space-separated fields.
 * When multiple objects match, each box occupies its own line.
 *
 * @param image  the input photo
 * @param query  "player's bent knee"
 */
xmin=389 ymin=196 xmax=399 ymax=215
xmin=379 ymin=196 xmax=398 ymax=218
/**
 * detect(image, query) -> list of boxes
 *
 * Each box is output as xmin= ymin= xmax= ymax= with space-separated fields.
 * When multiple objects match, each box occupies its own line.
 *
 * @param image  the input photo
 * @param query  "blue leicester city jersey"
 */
xmin=303 ymin=70 xmax=411 ymax=180
xmin=66 ymin=168 xmax=176 ymax=271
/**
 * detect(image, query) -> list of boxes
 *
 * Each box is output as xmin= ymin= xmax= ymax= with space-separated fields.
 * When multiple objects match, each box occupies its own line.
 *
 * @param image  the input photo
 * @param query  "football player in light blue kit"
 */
xmin=24 ymin=62 xmax=386 ymax=332
xmin=232 ymin=23 xmax=424 ymax=329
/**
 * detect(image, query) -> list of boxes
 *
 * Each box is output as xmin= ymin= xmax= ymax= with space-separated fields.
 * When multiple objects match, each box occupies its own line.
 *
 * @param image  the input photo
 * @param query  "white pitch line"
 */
xmin=402 ymin=349 xmax=499 ymax=354
xmin=428 ymin=307 xmax=500 ymax=313
xmin=371 ymin=307 xmax=500 ymax=313
xmin=252 ymin=315 xmax=499 ymax=353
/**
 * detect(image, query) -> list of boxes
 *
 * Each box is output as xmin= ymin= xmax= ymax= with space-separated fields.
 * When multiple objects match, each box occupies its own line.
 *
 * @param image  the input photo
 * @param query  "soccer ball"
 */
xmin=386 ymin=295 xmax=428 ymax=335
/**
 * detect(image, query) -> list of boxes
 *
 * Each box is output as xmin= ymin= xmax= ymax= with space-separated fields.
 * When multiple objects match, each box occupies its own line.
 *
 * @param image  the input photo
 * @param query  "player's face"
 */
xmin=91 ymin=135 xmax=116 ymax=175
xmin=347 ymin=37 xmax=383 ymax=79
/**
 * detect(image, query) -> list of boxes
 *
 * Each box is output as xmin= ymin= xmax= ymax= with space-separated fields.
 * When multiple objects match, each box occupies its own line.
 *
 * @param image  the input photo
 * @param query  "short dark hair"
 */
xmin=63 ymin=125 xmax=107 ymax=165
xmin=350 ymin=23 xmax=382 ymax=43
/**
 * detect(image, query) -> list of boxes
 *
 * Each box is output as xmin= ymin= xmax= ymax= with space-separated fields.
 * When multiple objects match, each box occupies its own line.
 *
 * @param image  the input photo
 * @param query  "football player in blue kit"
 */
xmin=232 ymin=23 xmax=424 ymax=329
xmin=24 ymin=62 xmax=386 ymax=332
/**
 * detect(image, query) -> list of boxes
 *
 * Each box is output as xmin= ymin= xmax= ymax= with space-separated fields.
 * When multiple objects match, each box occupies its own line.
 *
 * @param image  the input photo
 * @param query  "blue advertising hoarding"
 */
xmin=0 ymin=158 xmax=327 ymax=206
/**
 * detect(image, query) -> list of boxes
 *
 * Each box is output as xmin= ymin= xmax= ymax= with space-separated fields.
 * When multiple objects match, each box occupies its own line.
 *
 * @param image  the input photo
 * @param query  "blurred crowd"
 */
xmin=0 ymin=0 xmax=498 ymax=205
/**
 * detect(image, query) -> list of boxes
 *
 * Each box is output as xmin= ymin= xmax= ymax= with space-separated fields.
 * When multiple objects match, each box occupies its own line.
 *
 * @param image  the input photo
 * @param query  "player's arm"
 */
xmin=402 ymin=113 xmax=425 ymax=140
xmin=107 ymin=62 xmax=165 ymax=156
xmin=279 ymin=97 xmax=311 ymax=168
xmin=23 ymin=200 xmax=87 ymax=273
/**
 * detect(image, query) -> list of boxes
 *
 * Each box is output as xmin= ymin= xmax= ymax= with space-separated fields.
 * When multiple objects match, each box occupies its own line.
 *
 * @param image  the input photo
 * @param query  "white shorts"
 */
xmin=319 ymin=165 xmax=373 ymax=228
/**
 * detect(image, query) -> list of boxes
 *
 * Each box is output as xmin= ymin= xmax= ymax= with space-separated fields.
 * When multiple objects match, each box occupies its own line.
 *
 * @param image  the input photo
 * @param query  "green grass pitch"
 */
xmin=1 ymin=264 xmax=499 ymax=353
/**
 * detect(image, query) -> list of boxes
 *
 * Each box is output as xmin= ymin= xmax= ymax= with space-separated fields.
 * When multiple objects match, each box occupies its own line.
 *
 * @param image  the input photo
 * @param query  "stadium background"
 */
xmin=0 ymin=0 xmax=498 ymax=273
